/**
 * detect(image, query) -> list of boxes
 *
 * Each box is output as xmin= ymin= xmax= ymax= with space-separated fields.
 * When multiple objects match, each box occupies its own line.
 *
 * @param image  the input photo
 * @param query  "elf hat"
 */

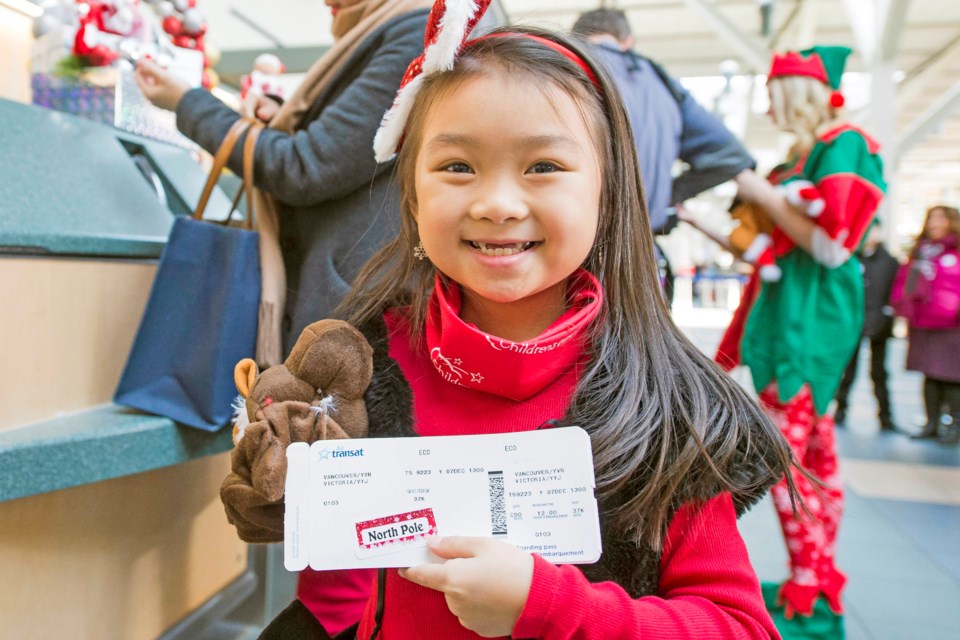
xmin=768 ymin=45 xmax=852 ymax=107
xmin=373 ymin=0 xmax=493 ymax=163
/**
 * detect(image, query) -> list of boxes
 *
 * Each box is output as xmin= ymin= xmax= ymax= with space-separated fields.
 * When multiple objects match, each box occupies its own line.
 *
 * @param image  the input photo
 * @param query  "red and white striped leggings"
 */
xmin=760 ymin=385 xmax=846 ymax=617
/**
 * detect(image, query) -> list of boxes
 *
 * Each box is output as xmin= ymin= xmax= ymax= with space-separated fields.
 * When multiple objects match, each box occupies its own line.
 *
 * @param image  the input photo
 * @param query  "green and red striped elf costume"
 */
xmin=717 ymin=45 xmax=886 ymax=621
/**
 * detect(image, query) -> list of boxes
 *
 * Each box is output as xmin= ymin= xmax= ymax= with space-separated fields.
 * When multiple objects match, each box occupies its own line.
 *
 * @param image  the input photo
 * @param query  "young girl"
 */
xmin=313 ymin=3 xmax=794 ymax=636
xmin=720 ymin=47 xmax=885 ymax=619
xmin=891 ymin=205 xmax=960 ymax=445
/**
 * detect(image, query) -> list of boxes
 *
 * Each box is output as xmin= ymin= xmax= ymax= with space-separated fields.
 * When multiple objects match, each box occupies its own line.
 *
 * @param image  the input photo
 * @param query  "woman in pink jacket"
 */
xmin=891 ymin=205 xmax=960 ymax=445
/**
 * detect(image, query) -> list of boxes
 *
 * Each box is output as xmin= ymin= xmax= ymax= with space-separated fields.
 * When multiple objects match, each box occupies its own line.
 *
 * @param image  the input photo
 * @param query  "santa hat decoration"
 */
xmin=768 ymin=45 xmax=852 ymax=108
xmin=374 ymin=0 xmax=493 ymax=162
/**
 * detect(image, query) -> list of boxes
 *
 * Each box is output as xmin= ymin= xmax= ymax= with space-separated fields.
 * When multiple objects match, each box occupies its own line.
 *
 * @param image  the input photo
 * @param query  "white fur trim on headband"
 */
xmin=374 ymin=74 xmax=425 ymax=163
xmin=373 ymin=0 xmax=485 ymax=162
xmin=423 ymin=0 xmax=479 ymax=74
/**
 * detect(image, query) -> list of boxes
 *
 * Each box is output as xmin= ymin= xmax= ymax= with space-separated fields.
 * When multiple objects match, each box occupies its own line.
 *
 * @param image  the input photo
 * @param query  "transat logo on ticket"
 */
xmin=317 ymin=445 xmax=366 ymax=460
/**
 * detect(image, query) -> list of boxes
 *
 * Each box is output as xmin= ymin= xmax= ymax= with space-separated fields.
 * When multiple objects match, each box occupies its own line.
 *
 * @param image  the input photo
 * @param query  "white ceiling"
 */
xmin=199 ymin=0 xmax=336 ymax=50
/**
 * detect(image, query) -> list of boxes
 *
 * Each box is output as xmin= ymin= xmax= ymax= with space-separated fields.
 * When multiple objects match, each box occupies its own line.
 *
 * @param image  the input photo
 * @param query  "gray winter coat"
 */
xmin=176 ymin=9 xmax=429 ymax=354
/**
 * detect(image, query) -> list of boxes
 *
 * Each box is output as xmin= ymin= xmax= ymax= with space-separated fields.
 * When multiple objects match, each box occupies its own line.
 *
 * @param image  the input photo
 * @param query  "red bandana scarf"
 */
xmin=424 ymin=270 xmax=604 ymax=401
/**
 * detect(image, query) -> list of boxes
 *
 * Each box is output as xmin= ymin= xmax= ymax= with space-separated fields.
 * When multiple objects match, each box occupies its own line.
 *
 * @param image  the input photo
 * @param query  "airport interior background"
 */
xmin=1 ymin=1 xmax=959 ymax=639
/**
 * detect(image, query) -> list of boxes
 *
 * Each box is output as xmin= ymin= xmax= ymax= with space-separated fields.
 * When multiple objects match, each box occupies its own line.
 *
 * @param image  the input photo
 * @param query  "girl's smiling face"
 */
xmin=413 ymin=72 xmax=602 ymax=330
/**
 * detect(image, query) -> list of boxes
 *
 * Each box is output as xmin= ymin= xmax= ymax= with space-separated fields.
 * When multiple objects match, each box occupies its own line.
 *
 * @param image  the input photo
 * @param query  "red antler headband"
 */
xmin=373 ymin=0 xmax=601 ymax=162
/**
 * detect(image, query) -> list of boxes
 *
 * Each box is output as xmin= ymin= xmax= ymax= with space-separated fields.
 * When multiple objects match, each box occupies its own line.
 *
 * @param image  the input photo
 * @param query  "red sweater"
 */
xmin=352 ymin=317 xmax=779 ymax=639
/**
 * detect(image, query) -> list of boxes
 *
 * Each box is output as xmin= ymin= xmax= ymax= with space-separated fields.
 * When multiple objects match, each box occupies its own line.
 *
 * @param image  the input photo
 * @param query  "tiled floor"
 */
xmin=677 ymin=307 xmax=960 ymax=640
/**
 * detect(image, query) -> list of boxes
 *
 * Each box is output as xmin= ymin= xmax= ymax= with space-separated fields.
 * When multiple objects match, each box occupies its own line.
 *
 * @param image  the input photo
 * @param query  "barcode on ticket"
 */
xmin=488 ymin=470 xmax=507 ymax=536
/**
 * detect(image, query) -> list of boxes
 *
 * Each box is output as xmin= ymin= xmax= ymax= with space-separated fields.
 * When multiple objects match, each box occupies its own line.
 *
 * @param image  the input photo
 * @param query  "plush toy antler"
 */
xmin=373 ymin=0 xmax=492 ymax=162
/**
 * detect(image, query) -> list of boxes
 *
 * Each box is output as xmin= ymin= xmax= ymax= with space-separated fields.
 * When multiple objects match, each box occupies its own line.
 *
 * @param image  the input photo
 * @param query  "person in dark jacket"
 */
xmin=135 ymin=0 xmax=432 ymax=635
xmin=834 ymin=224 xmax=900 ymax=431
xmin=571 ymin=8 xmax=755 ymax=302
xmin=136 ymin=0 xmax=431 ymax=355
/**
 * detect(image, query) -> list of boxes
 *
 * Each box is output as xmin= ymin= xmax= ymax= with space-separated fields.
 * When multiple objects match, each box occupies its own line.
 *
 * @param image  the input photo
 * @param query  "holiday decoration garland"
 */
xmin=33 ymin=0 xmax=221 ymax=88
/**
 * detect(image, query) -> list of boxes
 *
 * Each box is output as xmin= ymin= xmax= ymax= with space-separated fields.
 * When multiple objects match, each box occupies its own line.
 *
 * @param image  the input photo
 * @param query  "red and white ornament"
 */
xmin=240 ymin=53 xmax=287 ymax=100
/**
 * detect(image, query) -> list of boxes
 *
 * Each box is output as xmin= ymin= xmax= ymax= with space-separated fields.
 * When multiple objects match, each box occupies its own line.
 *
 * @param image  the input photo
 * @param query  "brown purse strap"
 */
xmin=241 ymin=121 xmax=264 ymax=230
xmin=193 ymin=117 xmax=255 ymax=221
xmin=223 ymin=120 xmax=265 ymax=230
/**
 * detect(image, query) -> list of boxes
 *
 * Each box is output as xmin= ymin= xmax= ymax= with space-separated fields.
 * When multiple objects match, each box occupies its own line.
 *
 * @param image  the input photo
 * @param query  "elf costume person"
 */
xmin=717 ymin=46 xmax=886 ymax=621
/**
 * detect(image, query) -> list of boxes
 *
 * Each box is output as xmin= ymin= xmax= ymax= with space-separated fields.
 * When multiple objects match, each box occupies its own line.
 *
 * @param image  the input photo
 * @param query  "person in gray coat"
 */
xmin=135 ymin=4 xmax=430 ymax=355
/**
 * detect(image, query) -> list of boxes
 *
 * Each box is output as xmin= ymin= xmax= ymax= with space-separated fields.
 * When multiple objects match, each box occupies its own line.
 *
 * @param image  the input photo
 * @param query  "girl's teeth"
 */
xmin=472 ymin=242 xmax=533 ymax=256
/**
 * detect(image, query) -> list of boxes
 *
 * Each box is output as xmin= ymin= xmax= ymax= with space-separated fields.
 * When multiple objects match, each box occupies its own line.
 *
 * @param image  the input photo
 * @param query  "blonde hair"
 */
xmin=768 ymin=75 xmax=840 ymax=157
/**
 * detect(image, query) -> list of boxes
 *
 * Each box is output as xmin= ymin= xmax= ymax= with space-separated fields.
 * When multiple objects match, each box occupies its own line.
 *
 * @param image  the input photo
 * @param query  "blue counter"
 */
xmin=0 ymin=404 xmax=234 ymax=503
xmin=0 ymin=98 xmax=233 ymax=259
xmin=0 ymin=98 xmax=239 ymax=503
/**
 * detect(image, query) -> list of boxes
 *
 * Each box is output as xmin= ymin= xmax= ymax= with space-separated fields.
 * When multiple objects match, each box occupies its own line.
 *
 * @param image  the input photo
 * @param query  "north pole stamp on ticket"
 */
xmin=355 ymin=508 xmax=438 ymax=558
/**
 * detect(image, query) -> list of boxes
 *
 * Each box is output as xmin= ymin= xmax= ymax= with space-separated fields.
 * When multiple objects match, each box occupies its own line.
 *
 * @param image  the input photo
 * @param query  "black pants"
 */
xmin=923 ymin=377 xmax=960 ymax=425
xmin=835 ymin=337 xmax=892 ymax=420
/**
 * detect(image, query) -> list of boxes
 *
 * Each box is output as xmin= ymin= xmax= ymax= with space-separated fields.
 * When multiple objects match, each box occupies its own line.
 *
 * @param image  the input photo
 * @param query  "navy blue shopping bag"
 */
xmin=116 ymin=118 xmax=263 ymax=431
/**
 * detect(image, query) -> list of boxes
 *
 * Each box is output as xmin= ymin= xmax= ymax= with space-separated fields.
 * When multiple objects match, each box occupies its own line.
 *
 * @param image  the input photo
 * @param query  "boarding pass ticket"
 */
xmin=284 ymin=427 xmax=602 ymax=571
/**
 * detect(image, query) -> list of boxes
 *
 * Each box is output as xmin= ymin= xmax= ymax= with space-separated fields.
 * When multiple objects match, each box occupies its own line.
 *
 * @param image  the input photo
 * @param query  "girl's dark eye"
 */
xmin=442 ymin=162 xmax=473 ymax=174
xmin=527 ymin=161 xmax=560 ymax=174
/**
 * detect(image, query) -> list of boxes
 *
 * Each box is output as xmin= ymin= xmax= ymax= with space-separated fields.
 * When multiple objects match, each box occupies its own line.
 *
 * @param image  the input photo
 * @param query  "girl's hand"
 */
xmin=399 ymin=536 xmax=534 ymax=638
xmin=134 ymin=58 xmax=190 ymax=112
